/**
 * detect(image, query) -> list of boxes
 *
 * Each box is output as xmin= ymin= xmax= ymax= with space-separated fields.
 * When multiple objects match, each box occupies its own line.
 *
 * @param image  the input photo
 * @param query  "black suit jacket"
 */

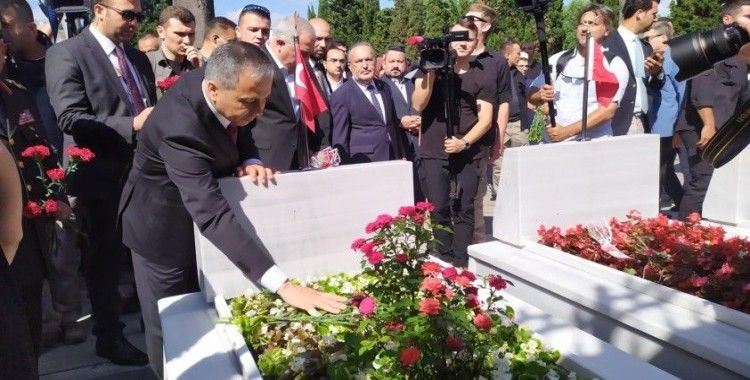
xmin=383 ymin=76 xmax=416 ymax=120
xmin=45 ymin=28 xmax=156 ymax=199
xmin=119 ymin=69 xmax=274 ymax=283
xmin=602 ymin=31 xmax=663 ymax=136
xmin=249 ymin=47 xmax=331 ymax=170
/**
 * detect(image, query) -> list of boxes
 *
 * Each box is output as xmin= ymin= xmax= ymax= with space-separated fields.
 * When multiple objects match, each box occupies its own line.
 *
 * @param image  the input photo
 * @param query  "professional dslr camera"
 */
xmin=669 ymin=23 xmax=750 ymax=167
xmin=408 ymin=31 xmax=470 ymax=71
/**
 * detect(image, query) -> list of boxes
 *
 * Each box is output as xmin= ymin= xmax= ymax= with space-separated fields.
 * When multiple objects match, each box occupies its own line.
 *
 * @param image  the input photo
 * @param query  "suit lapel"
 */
xmin=82 ymin=29 xmax=134 ymax=114
xmin=377 ymin=80 xmax=395 ymax=125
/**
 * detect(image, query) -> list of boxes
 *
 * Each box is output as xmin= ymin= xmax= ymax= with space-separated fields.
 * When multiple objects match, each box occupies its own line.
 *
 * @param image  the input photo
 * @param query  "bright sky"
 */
xmin=27 ymin=0 xmax=670 ymax=27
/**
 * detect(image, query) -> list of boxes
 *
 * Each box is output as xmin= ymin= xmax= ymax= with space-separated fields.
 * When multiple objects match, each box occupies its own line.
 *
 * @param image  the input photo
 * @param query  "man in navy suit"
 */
xmin=331 ymin=42 xmax=406 ymax=164
xmin=119 ymin=42 xmax=346 ymax=378
xmin=602 ymin=0 xmax=663 ymax=135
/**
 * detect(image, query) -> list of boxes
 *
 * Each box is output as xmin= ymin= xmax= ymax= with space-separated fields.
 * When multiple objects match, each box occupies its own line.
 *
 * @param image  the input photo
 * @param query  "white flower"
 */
xmin=269 ymin=307 xmax=281 ymax=316
xmin=245 ymin=309 xmax=257 ymax=317
xmin=273 ymin=299 xmax=284 ymax=306
xmin=290 ymin=357 xmax=306 ymax=372
xmin=260 ymin=325 xmax=269 ymax=335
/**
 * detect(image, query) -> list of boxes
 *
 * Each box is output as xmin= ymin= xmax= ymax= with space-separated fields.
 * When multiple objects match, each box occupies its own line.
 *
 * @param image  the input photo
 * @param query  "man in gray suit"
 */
xmin=45 ymin=0 xmax=155 ymax=366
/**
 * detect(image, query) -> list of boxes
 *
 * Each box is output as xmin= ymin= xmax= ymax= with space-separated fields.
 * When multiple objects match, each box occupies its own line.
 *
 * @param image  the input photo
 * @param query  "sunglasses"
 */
xmin=242 ymin=4 xmax=271 ymax=19
xmin=100 ymin=3 xmax=144 ymax=23
xmin=463 ymin=15 xmax=487 ymax=23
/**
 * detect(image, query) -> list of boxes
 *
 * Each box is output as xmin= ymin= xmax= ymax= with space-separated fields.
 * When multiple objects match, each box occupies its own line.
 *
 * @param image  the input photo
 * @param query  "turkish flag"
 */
xmin=589 ymin=37 xmax=619 ymax=107
xmin=294 ymin=43 xmax=328 ymax=132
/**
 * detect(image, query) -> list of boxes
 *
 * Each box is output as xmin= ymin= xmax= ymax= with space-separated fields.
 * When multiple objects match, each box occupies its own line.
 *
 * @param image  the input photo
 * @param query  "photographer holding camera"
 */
xmin=411 ymin=19 xmax=496 ymax=267
xmin=674 ymin=0 xmax=750 ymax=220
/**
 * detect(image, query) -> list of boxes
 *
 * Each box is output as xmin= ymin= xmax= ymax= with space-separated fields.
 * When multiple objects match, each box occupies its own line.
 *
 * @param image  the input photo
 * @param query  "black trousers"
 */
xmin=677 ymin=130 xmax=714 ymax=220
xmin=0 ymin=253 xmax=38 ymax=380
xmin=421 ymin=157 xmax=480 ymax=267
xmin=131 ymin=251 xmax=199 ymax=379
xmin=659 ymin=137 xmax=684 ymax=208
xmin=77 ymin=196 xmax=126 ymax=338
xmin=9 ymin=219 xmax=45 ymax=358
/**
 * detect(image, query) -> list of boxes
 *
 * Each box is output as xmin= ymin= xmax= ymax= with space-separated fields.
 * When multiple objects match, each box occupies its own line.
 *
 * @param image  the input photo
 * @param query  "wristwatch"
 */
xmin=461 ymin=138 xmax=471 ymax=150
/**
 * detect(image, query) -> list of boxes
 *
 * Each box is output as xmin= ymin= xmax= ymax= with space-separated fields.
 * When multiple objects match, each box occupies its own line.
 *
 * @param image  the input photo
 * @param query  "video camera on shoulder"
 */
xmin=407 ymin=31 xmax=470 ymax=71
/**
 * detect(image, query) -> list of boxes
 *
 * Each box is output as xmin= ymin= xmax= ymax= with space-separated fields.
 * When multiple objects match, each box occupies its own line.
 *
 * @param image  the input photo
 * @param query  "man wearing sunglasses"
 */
xmin=236 ymin=3 xmax=271 ymax=47
xmin=45 ymin=0 xmax=156 ymax=367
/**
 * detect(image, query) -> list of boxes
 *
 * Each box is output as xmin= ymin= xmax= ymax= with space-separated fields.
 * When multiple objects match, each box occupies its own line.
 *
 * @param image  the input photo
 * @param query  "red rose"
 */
xmin=419 ymin=298 xmax=441 ymax=316
xmin=358 ymin=297 xmax=377 ymax=317
xmin=415 ymin=201 xmax=434 ymax=212
xmin=23 ymin=201 xmax=42 ymax=218
xmin=400 ymin=346 xmax=421 ymax=367
xmin=421 ymin=261 xmax=442 ymax=275
xmin=473 ymin=312 xmax=492 ymax=331
xmin=46 ymin=167 xmax=66 ymax=182
xmin=43 ymin=199 xmax=58 ymax=214
xmin=445 ymin=335 xmax=464 ymax=352
xmin=394 ymin=253 xmax=408 ymax=263
xmin=487 ymin=275 xmax=508 ymax=290
xmin=351 ymin=238 xmax=366 ymax=251
xmin=21 ymin=145 xmax=51 ymax=160
xmin=67 ymin=146 xmax=95 ymax=162
xmin=367 ymin=251 xmax=384 ymax=266
xmin=421 ymin=277 xmax=443 ymax=295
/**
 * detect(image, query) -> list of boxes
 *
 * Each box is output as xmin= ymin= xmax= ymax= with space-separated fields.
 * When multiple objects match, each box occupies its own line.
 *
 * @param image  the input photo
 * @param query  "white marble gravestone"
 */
xmin=194 ymin=160 xmax=414 ymax=301
xmin=703 ymin=146 xmax=750 ymax=228
xmin=492 ymin=134 xmax=660 ymax=246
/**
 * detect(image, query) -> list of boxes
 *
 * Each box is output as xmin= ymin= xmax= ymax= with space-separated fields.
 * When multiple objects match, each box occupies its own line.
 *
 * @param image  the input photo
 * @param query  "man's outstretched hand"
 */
xmin=277 ymin=281 xmax=348 ymax=315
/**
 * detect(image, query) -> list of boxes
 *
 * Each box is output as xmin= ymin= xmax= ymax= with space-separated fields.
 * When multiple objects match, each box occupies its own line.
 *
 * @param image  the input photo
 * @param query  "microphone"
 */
xmin=406 ymin=36 xmax=425 ymax=46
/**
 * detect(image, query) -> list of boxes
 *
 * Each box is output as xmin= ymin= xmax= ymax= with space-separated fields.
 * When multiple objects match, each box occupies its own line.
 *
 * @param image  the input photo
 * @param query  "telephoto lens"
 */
xmin=670 ymin=22 xmax=750 ymax=81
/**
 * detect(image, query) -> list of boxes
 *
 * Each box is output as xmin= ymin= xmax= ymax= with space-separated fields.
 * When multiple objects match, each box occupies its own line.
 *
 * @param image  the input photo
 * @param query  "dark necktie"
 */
xmin=114 ymin=45 xmax=145 ymax=115
xmin=367 ymin=84 xmax=385 ymax=122
xmin=227 ymin=123 xmax=238 ymax=145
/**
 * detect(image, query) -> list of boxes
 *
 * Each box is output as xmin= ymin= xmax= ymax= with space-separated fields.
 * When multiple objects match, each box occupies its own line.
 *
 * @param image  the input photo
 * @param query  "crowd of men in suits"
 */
xmin=1 ymin=0 xmax=749 ymax=378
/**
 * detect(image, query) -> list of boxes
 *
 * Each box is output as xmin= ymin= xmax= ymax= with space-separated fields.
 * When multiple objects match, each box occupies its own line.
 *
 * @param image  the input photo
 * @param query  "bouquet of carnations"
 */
xmin=231 ymin=202 xmax=573 ymax=379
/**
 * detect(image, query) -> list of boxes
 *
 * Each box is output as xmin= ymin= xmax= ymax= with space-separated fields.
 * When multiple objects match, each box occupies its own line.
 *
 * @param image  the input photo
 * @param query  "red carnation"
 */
xmin=358 ymin=297 xmax=377 ymax=317
xmin=394 ymin=253 xmax=408 ymax=263
xmin=415 ymin=201 xmax=434 ymax=212
xmin=351 ymin=238 xmax=366 ymax=251
xmin=367 ymin=251 xmax=384 ymax=266
xmin=46 ymin=167 xmax=66 ymax=182
xmin=455 ymin=275 xmax=473 ymax=288
xmin=21 ymin=145 xmax=51 ymax=160
xmin=23 ymin=201 xmax=42 ymax=218
xmin=473 ymin=312 xmax=492 ymax=331
xmin=461 ymin=270 xmax=476 ymax=281
xmin=42 ymin=199 xmax=58 ymax=214
xmin=385 ymin=320 xmax=404 ymax=331
xmin=487 ymin=275 xmax=508 ymax=290
xmin=400 ymin=346 xmax=421 ymax=367
xmin=419 ymin=298 xmax=441 ymax=316
xmin=421 ymin=277 xmax=444 ymax=295
xmin=398 ymin=206 xmax=416 ymax=217
xmin=445 ymin=335 xmax=465 ymax=352
xmin=156 ymin=74 xmax=180 ymax=91
xmin=421 ymin=261 xmax=442 ymax=275
xmin=67 ymin=146 xmax=95 ymax=162
xmin=442 ymin=266 xmax=458 ymax=281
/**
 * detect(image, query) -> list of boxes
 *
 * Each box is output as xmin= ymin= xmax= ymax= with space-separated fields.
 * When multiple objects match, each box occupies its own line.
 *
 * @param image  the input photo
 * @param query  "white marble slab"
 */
xmin=194 ymin=161 xmax=414 ymax=301
xmin=469 ymin=241 xmax=750 ymax=379
xmin=492 ymin=135 xmax=660 ymax=246
xmin=703 ymin=146 xmax=750 ymax=228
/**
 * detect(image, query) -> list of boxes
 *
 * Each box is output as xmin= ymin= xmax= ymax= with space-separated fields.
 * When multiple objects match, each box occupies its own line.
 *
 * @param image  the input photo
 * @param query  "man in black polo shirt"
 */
xmin=412 ymin=19 xmax=496 ymax=267
xmin=676 ymin=0 xmax=750 ymax=220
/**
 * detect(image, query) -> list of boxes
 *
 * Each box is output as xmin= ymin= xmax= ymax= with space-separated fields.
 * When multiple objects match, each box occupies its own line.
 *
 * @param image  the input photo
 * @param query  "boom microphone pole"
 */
xmin=517 ymin=0 xmax=557 ymax=127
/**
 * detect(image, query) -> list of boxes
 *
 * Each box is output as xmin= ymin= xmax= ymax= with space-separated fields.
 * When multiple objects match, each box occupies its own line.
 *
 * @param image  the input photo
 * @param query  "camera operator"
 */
xmin=412 ymin=19 xmax=496 ymax=267
xmin=675 ymin=0 xmax=750 ymax=220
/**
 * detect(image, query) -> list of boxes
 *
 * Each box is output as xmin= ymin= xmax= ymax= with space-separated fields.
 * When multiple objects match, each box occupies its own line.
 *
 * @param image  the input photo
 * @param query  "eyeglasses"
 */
xmin=99 ymin=3 xmax=144 ymax=23
xmin=242 ymin=4 xmax=271 ymax=19
xmin=463 ymin=15 xmax=487 ymax=23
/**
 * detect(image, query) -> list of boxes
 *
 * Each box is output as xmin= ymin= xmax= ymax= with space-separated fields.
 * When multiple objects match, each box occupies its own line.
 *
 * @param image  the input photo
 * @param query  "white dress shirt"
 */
xmin=389 ymin=77 xmax=409 ymax=103
xmin=88 ymin=25 xmax=150 ymax=108
xmin=618 ymin=25 xmax=647 ymax=114
xmin=201 ymin=82 xmax=288 ymax=292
